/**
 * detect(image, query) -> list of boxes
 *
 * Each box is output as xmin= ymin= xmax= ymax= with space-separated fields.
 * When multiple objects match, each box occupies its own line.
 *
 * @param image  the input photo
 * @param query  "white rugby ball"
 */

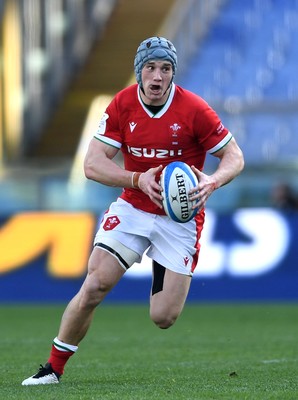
xmin=160 ymin=161 xmax=199 ymax=223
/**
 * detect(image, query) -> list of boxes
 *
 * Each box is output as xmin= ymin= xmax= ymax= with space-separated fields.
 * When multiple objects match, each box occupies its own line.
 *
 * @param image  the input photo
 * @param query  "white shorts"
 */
xmin=94 ymin=198 xmax=204 ymax=276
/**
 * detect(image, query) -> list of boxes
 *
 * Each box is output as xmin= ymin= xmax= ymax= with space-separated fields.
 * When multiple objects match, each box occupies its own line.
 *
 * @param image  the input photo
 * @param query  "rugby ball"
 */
xmin=160 ymin=161 xmax=199 ymax=223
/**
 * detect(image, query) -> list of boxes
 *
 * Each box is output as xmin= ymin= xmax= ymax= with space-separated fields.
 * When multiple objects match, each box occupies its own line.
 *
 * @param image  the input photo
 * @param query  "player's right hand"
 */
xmin=138 ymin=165 xmax=163 ymax=208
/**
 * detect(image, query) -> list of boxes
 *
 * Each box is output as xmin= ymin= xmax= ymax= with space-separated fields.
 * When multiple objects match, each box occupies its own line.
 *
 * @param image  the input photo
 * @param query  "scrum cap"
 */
xmin=134 ymin=36 xmax=178 ymax=87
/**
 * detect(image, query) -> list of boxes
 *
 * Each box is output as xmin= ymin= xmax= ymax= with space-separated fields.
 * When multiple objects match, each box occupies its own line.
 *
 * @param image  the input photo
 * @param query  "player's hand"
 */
xmin=189 ymin=166 xmax=217 ymax=211
xmin=138 ymin=165 xmax=163 ymax=208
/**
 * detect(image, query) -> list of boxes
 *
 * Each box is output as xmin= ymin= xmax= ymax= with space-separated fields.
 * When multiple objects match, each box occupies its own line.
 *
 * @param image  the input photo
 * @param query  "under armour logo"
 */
xmin=129 ymin=122 xmax=137 ymax=132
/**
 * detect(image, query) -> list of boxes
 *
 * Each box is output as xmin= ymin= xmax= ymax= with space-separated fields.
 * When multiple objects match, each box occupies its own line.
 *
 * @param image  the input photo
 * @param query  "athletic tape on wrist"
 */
xmin=132 ymin=172 xmax=141 ymax=188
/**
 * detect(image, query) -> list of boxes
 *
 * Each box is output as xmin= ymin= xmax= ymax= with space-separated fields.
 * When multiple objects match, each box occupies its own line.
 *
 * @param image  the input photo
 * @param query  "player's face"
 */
xmin=140 ymin=60 xmax=173 ymax=105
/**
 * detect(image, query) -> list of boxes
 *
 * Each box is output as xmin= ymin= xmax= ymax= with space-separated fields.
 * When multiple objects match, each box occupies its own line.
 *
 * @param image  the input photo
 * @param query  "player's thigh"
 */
xmin=84 ymin=246 xmax=125 ymax=295
xmin=150 ymin=267 xmax=191 ymax=327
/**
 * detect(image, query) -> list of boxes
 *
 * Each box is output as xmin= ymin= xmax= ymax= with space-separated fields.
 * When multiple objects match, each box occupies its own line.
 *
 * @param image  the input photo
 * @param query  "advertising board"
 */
xmin=0 ymin=209 xmax=297 ymax=302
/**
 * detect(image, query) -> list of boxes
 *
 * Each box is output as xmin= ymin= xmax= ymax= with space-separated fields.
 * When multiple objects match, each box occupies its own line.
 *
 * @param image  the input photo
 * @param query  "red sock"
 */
xmin=48 ymin=345 xmax=75 ymax=375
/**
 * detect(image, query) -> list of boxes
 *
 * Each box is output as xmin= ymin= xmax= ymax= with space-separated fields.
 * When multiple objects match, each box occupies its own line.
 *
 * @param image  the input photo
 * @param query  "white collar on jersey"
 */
xmin=137 ymin=83 xmax=176 ymax=118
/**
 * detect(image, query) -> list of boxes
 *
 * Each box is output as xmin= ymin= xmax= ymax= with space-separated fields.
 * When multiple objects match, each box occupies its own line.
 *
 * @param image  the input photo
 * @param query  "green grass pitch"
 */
xmin=0 ymin=303 xmax=297 ymax=399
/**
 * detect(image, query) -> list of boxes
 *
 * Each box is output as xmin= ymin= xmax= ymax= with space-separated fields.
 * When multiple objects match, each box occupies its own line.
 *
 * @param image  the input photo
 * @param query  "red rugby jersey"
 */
xmin=94 ymin=83 xmax=232 ymax=214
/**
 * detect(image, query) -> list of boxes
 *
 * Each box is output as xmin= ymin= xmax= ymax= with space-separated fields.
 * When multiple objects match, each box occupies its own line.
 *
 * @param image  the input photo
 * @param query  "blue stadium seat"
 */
xmin=178 ymin=0 xmax=298 ymax=166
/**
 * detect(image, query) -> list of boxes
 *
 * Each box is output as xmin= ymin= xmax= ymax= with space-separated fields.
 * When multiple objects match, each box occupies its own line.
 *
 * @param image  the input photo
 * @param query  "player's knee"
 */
xmin=153 ymin=316 xmax=177 ymax=329
xmin=150 ymin=310 xmax=178 ymax=329
xmin=80 ymin=275 xmax=113 ymax=310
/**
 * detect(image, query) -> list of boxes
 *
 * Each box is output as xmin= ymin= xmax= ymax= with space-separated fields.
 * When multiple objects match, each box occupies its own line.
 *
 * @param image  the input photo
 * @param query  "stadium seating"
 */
xmin=178 ymin=0 xmax=298 ymax=167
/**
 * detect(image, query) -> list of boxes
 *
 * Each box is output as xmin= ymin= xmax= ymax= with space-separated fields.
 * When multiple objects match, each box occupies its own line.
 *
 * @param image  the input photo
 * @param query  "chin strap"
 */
xmin=163 ymin=81 xmax=173 ymax=96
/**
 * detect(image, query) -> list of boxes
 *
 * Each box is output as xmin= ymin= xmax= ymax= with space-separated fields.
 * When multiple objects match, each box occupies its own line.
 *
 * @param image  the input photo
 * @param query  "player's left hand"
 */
xmin=189 ymin=166 xmax=217 ymax=211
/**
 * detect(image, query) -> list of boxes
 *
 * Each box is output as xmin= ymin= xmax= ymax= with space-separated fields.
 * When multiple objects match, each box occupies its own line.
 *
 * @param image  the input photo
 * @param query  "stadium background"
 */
xmin=0 ymin=0 xmax=298 ymax=303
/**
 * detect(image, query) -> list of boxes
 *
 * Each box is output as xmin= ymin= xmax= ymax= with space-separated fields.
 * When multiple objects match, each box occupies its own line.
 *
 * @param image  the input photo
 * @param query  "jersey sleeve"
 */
xmin=194 ymin=98 xmax=232 ymax=154
xmin=94 ymin=96 xmax=122 ymax=149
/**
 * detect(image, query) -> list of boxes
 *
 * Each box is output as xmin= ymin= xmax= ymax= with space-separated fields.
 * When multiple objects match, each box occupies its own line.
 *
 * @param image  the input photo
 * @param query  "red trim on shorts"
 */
xmin=191 ymin=209 xmax=205 ymax=273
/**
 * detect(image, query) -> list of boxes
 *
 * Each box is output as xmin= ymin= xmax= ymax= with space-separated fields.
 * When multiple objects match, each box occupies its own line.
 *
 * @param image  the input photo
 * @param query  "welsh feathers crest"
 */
xmin=170 ymin=123 xmax=181 ymax=136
